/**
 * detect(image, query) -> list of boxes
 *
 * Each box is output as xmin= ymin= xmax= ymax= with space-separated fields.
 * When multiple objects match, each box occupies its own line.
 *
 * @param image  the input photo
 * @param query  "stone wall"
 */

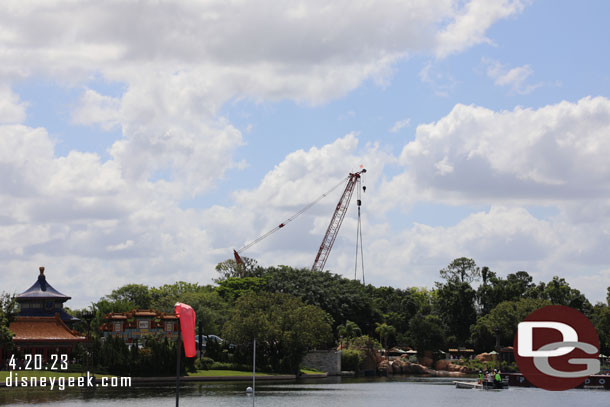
xmin=301 ymin=350 xmax=341 ymax=375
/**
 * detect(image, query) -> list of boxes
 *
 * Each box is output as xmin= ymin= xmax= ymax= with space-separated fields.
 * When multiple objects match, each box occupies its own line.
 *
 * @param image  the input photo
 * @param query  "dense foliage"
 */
xmin=0 ymin=293 xmax=17 ymax=352
xmin=83 ymin=257 xmax=610 ymax=358
xmin=222 ymin=292 xmax=333 ymax=373
xmin=5 ymin=255 xmax=607 ymax=376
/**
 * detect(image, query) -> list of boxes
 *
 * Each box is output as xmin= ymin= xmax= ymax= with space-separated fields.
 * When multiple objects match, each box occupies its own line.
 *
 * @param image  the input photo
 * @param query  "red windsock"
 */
xmin=174 ymin=302 xmax=197 ymax=358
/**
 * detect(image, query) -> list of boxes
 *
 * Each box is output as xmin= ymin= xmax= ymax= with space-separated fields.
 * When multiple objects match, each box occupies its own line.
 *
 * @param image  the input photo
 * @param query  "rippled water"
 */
xmin=1 ymin=377 xmax=608 ymax=406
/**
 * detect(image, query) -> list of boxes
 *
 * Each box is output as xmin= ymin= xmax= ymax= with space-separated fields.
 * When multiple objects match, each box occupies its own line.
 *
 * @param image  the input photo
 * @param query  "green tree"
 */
xmin=263 ymin=266 xmax=377 ymax=334
xmin=90 ymin=298 xmax=135 ymax=338
xmin=440 ymin=257 xmax=480 ymax=283
xmin=592 ymin=303 xmax=610 ymax=355
xmin=0 ymin=293 xmax=17 ymax=353
xmin=435 ymin=279 xmax=477 ymax=344
xmin=408 ymin=313 xmax=445 ymax=352
xmin=215 ymin=277 xmax=268 ymax=303
xmin=150 ymin=281 xmax=213 ymax=311
xmin=337 ymin=320 xmax=362 ymax=347
xmin=369 ymin=286 xmax=430 ymax=333
xmin=105 ymin=284 xmax=152 ymax=309
xmin=178 ymin=290 xmax=230 ymax=335
xmin=477 ymin=271 xmax=536 ymax=314
xmin=542 ymin=276 xmax=592 ymax=316
xmin=470 ymin=298 xmax=551 ymax=352
xmin=223 ymin=292 xmax=333 ymax=373
xmin=375 ymin=322 xmax=396 ymax=351
xmin=215 ymin=256 xmax=262 ymax=281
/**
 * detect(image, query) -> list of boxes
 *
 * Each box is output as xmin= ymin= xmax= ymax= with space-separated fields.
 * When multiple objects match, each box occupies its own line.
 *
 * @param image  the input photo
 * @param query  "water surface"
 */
xmin=1 ymin=376 xmax=607 ymax=406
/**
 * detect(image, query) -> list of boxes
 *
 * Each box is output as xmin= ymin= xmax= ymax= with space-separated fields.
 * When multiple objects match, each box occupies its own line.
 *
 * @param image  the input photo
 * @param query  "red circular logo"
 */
xmin=514 ymin=305 xmax=600 ymax=391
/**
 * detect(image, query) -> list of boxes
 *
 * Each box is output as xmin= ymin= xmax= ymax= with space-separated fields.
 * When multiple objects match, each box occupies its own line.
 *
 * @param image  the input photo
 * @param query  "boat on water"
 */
xmin=454 ymin=381 xmax=481 ymax=389
xmin=454 ymin=379 xmax=509 ymax=390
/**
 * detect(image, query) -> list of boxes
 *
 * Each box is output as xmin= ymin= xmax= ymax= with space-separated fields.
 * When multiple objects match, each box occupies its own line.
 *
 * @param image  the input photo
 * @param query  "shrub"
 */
xmin=195 ymin=357 xmax=214 ymax=370
xmin=341 ymin=349 xmax=363 ymax=372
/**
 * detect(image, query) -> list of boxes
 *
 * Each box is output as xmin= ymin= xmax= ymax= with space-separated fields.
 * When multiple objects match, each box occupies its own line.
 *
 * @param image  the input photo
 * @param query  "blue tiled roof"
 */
xmin=17 ymin=308 xmax=80 ymax=323
xmin=17 ymin=270 xmax=71 ymax=301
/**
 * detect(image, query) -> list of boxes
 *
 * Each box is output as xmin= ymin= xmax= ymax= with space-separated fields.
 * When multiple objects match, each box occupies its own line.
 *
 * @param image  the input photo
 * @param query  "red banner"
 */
xmin=174 ymin=302 xmax=197 ymax=358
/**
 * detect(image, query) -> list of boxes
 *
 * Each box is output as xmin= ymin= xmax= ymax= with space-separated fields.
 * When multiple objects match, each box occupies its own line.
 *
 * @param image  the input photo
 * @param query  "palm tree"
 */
xmin=375 ymin=323 xmax=396 ymax=358
xmin=337 ymin=320 xmax=362 ymax=348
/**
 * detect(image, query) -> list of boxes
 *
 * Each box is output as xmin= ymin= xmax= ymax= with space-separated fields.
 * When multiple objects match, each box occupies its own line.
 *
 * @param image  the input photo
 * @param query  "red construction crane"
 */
xmin=311 ymin=169 xmax=365 ymax=272
xmin=233 ymin=168 xmax=366 ymax=274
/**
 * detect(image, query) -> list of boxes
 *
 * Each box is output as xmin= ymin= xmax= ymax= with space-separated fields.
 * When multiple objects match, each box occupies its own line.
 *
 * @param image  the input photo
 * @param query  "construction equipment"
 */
xmin=233 ymin=168 xmax=366 ymax=275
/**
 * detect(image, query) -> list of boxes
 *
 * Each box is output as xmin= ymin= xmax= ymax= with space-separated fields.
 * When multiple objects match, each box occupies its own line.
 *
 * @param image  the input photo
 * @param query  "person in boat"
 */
xmin=493 ymin=369 xmax=502 ymax=389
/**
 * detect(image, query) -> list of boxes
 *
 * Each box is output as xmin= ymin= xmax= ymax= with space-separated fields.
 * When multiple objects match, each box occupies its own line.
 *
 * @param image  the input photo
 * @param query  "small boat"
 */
xmin=454 ymin=380 xmax=509 ymax=390
xmin=454 ymin=381 xmax=482 ymax=389
xmin=482 ymin=379 xmax=509 ymax=390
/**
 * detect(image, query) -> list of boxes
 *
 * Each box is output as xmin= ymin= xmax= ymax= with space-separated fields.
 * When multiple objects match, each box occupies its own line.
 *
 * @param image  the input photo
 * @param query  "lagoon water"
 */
xmin=1 ymin=377 xmax=608 ymax=406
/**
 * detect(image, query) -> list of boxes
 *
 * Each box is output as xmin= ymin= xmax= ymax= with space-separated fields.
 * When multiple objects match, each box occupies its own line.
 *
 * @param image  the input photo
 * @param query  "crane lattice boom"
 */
xmin=233 ymin=168 xmax=366 ymax=275
xmin=311 ymin=169 xmax=365 ymax=272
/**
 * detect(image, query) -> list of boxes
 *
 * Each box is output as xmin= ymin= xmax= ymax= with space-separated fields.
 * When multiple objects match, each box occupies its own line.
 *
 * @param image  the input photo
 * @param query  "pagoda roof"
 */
xmin=17 ymin=307 xmax=80 ymax=323
xmin=10 ymin=315 xmax=86 ymax=343
xmin=17 ymin=267 xmax=70 ymax=301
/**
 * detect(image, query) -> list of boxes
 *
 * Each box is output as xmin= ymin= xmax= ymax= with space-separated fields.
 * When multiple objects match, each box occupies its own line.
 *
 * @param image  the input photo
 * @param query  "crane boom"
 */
xmin=233 ymin=175 xmax=348 ymax=265
xmin=311 ymin=168 xmax=366 ymax=272
xmin=232 ymin=168 xmax=366 ymax=273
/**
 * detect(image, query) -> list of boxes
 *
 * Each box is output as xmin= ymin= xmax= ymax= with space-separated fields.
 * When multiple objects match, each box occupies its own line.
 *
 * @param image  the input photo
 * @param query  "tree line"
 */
xmin=2 ymin=257 xmax=609 ymax=375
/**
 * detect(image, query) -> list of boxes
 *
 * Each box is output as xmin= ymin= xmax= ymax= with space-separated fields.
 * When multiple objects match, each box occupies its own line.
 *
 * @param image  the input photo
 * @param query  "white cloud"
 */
xmin=435 ymin=0 xmax=527 ymax=57
xmin=3 ymin=102 xmax=610 ymax=306
xmin=0 ymin=1 xmax=528 ymax=102
xmin=399 ymin=96 xmax=610 ymax=203
xmin=71 ymin=89 xmax=121 ymax=130
xmin=15 ymin=1 xmax=610 ymax=307
xmin=0 ymin=85 xmax=27 ymax=124
xmin=106 ymin=240 xmax=134 ymax=252
xmin=484 ymin=58 xmax=542 ymax=94
xmin=390 ymin=118 xmax=411 ymax=133
xmin=0 ymin=1 xmax=530 ymax=200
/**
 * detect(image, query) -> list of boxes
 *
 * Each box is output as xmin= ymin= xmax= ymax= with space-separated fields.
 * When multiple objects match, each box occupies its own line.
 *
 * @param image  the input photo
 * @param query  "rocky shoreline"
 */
xmin=379 ymin=358 xmax=469 ymax=377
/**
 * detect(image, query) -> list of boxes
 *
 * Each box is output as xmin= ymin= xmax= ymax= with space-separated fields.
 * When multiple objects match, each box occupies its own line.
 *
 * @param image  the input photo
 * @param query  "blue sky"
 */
xmin=1 ymin=0 xmax=610 ymax=307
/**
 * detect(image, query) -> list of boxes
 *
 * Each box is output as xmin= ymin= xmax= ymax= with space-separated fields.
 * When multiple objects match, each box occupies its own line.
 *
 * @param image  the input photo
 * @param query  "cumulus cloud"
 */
xmin=16 ymin=0 xmax=609 ymax=306
xmin=0 ymin=1 xmax=530 ymax=197
xmin=484 ymin=58 xmax=542 ymax=94
xmin=399 ymin=96 xmax=610 ymax=203
xmin=0 ymin=122 xmax=221 ymax=301
xmin=390 ymin=118 xmax=411 ymax=133
xmin=363 ymin=96 xmax=610 ymax=301
xmin=220 ymin=134 xmax=393 ymax=268
xmin=71 ymin=89 xmax=121 ymax=130
xmin=0 ymin=85 xmax=27 ymax=124
xmin=1 ymin=1 xmax=527 ymax=101
xmin=435 ymin=0 xmax=528 ymax=58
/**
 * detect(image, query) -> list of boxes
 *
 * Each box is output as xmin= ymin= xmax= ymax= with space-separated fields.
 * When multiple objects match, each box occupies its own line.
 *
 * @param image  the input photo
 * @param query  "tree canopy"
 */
xmin=222 ymin=292 xmax=333 ymax=373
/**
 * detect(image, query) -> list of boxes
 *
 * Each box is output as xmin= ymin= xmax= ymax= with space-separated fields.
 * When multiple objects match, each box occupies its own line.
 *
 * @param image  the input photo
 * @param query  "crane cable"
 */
xmin=354 ymin=178 xmax=365 ymax=285
xmin=236 ymin=175 xmax=349 ymax=254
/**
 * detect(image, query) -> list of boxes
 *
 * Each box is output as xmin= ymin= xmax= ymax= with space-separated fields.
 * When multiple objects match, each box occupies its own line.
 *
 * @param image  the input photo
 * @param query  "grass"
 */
xmin=188 ymin=369 xmax=271 ymax=377
xmin=300 ymin=368 xmax=326 ymax=375
xmin=1 ymin=368 xmax=324 ymax=380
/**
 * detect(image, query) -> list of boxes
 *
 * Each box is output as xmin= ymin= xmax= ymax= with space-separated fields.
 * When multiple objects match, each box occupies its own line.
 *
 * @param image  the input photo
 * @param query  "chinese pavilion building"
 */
xmin=100 ymin=309 xmax=178 ymax=344
xmin=5 ymin=267 xmax=86 ymax=361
